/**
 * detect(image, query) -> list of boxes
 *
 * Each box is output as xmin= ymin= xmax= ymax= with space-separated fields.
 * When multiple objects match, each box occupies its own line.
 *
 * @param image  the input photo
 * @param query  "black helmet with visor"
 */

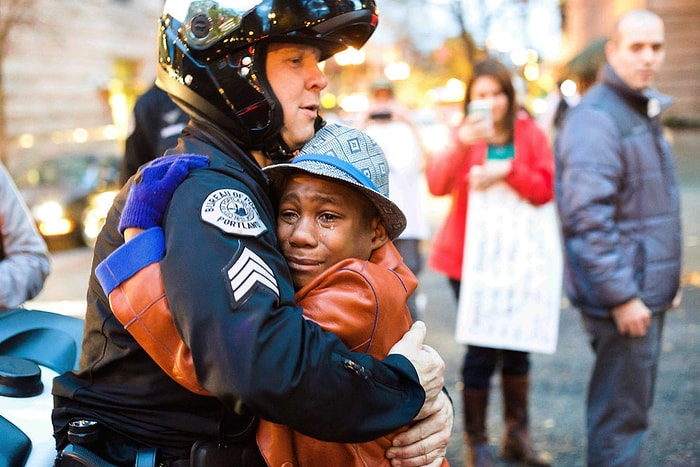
xmin=157 ymin=0 xmax=378 ymax=157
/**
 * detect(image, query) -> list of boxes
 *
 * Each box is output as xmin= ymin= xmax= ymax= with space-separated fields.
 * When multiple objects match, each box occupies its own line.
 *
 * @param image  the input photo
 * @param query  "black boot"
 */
xmin=500 ymin=375 xmax=552 ymax=466
xmin=462 ymin=388 xmax=495 ymax=467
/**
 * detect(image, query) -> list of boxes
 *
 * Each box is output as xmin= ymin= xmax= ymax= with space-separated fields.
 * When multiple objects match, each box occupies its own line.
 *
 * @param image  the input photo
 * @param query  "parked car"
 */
xmin=12 ymin=153 xmax=121 ymax=248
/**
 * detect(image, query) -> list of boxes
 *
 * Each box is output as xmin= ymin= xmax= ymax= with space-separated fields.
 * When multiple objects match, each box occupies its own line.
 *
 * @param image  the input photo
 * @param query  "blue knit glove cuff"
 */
xmin=119 ymin=154 xmax=208 ymax=235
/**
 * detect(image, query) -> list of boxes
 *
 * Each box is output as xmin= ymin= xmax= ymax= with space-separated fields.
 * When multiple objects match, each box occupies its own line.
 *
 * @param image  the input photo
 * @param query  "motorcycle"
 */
xmin=0 ymin=308 xmax=84 ymax=467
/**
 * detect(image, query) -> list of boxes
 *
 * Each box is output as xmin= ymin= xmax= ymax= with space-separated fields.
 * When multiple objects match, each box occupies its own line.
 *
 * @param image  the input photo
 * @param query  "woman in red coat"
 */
xmin=426 ymin=58 xmax=553 ymax=467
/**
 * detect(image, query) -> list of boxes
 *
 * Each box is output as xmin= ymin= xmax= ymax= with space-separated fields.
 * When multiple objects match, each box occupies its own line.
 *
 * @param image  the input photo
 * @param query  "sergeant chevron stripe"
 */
xmin=227 ymin=248 xmax=279 ymax=301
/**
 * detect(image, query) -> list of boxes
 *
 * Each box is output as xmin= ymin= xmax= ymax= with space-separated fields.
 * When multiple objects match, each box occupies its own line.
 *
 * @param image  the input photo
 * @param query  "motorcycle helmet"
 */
xmin=157 ymin=0 xmax=378 ymax=156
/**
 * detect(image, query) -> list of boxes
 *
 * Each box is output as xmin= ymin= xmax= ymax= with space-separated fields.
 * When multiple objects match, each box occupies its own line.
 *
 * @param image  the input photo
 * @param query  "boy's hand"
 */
xmin=119 ymin=155 xmax=208 ymax=235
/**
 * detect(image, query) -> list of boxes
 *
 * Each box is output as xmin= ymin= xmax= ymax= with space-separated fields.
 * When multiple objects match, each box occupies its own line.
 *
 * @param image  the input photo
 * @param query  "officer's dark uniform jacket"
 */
xmin=52 ymin=120 xmax=425 ymax=460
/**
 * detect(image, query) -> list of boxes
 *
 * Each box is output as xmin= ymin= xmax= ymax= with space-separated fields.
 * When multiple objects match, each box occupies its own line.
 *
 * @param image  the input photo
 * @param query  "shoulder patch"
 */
xmin=201 ymin=189 xmax=267 ymax=236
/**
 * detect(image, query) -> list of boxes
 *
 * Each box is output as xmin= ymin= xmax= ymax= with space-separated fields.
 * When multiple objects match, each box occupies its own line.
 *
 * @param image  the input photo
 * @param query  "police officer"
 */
xmin=119 ymin=83 xmax=189 ymax=186
xmin=52 ymin=1 xmax=452 ymax=466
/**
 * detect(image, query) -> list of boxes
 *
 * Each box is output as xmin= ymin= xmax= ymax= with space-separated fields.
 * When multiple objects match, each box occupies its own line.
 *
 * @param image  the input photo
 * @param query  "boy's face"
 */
xmin=266 ymin=43 xmax=329 ymax=151
xmin=277 ymin=174 xmax=385 ymax=289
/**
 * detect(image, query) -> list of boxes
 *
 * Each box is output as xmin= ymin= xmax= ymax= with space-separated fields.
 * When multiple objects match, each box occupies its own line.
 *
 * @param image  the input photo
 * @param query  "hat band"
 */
xmin=292 ymin=154 xmax=379 ymax=192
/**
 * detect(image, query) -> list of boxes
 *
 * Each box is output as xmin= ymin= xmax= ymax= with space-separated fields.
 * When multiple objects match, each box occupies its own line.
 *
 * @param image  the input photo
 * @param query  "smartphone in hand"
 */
xmin=467 ymin=99 xmax=493 ymax=129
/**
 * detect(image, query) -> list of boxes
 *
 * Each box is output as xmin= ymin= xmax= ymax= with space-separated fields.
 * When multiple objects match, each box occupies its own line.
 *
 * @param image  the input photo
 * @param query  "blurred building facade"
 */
xmin=561 ymin=0 xmax=700 ymax=124
xmin=3 ymin=0 xmax=163 ymax=168
xmin=1 ymin=0 xmax=697 ymax=171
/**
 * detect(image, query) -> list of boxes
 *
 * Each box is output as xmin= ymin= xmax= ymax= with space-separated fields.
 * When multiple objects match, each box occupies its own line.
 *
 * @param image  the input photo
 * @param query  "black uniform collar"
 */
xmin=173 ymin=118 xmax=269 ymax=189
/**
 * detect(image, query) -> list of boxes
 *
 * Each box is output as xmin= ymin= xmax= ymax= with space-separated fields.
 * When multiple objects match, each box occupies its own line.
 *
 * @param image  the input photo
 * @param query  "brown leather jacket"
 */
xmin=256 ymin=241 xmax=415 ymax=466
xmin=107 ymin=260 xmax=210 ymax=395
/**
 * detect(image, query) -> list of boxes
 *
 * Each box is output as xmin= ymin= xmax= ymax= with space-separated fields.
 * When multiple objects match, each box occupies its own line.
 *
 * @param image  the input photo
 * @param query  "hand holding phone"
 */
xmin=458 ymin=99 xmax=494 ymax=145
xmin=467 ymin=99 xmax=493 ymax=128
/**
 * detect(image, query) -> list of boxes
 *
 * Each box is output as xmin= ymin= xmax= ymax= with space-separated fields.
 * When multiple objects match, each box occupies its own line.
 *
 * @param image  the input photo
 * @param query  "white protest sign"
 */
xmin=456 ymin=183 xmax=563 ymax=354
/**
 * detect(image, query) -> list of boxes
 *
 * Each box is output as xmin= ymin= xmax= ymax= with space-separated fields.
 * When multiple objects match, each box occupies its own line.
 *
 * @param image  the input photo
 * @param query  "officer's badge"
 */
xmin=201 ymin=189 xmax=267 ymax=236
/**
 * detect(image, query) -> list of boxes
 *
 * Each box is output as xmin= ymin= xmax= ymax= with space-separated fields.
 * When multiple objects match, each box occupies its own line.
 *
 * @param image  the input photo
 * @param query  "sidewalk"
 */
xmin=419 ymin=128 xmax=700 ymax=466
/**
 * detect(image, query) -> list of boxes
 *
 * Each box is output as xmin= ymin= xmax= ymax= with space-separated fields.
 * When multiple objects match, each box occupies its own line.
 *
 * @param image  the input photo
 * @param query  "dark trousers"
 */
xmin=581 ymin=312 xmax=665 ymax=467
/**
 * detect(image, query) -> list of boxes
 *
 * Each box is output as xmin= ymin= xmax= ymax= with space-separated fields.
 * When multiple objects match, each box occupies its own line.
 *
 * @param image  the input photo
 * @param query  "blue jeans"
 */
xmin=581 ymin=312 xmax=665 ymax=467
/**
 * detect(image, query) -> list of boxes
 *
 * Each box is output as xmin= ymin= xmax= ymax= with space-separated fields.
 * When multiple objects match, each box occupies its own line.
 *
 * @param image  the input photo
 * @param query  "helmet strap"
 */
xmin=261 ymin=116 xmax=327 ymax=163
xmin=261 ymin=137 xmax=299 ymax=163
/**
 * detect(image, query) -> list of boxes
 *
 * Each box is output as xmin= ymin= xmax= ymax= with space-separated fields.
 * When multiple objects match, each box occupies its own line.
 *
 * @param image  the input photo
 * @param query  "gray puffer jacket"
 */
xmin=554 ymin=64 xmax=681 ymax=318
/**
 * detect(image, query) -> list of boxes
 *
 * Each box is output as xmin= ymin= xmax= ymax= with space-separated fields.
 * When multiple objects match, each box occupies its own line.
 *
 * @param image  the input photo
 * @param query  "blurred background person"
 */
xmin=119 ymin=82 xmax=189 ymax=185
xmin=555 ymin=10 xmax=681 ymax=466
xmin=361 ymin=79 xmax=430 ymax=321
xmin=0 ymin=162 xmax=51 ymax=310
xmin=563 ymin=37 xmax=608 ymax=98
xmin=538 ymin=37 xmax=608 ymax=140
xmin=426 ymin=58 xmax=554 ymax=467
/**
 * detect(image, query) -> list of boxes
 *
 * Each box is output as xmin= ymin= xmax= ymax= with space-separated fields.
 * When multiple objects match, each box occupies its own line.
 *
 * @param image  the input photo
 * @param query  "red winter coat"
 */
xmin=426 ymin=114 xmax=554 ymax=281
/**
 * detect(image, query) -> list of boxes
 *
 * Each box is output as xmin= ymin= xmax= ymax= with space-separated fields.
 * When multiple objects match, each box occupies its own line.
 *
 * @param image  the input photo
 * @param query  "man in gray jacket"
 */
xmin=0 ymin=162 xmax=50 ymax=310
xmin=555 ymin=9 xmax=681 ymax=467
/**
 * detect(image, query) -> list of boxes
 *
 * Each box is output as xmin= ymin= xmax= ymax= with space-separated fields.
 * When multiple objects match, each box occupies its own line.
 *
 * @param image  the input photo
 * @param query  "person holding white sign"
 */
xmin=426 ymin=58 xmax=554 ymax=467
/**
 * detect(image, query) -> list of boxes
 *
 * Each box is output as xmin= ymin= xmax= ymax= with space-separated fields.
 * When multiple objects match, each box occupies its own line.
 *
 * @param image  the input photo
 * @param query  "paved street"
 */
xmin=419 ymin=257 xmax=700 ymax=466
xmin=419 ymin=128 xmax=700 ymax=466
xmin=26 ymin=129 xmax=700 ymax=466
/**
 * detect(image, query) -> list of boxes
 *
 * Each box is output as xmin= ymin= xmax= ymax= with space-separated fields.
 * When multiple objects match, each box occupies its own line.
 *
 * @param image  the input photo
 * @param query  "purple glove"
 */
xmin=119 ymin=154 xmax=209 ymax=235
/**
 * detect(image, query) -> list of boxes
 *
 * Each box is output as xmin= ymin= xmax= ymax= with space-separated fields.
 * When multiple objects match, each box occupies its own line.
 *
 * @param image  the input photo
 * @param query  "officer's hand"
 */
xmin=388 ymin=321 xmax=445 ymax=405
xmin=386 ymin=390 xmax=453 ymax=466
xmin=119 ymin=154 xmax=208 ymax=235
